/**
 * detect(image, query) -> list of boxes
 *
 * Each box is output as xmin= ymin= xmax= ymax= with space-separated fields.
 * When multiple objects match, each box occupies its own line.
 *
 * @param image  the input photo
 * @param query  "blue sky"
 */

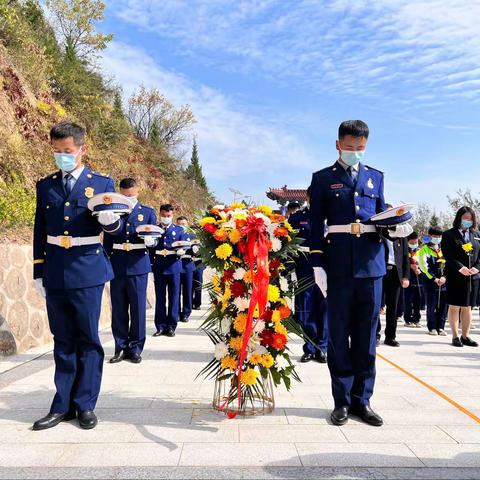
xmin=99 ymin=0 xmax=480 ymax=210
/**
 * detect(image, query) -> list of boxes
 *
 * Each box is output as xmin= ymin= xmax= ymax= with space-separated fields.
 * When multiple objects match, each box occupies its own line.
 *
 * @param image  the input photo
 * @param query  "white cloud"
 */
xmin=100 ymin=41 xmax=317 ymax=200
xmin=111 ymin=0 xmax=480 ymax=110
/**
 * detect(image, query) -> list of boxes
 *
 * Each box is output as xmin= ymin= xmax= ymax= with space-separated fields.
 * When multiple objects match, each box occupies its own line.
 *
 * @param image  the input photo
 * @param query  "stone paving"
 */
xmin=1 ymin=296 xmax=480 ymax=479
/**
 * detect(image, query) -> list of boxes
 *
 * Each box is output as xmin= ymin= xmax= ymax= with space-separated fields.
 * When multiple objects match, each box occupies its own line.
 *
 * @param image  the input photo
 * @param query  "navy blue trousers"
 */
xmin=294 ymin=280 xmax=328 ymax=355
xmin=45 ymin=285 xmax=104 ymax=413
xmin=327 ymin=276 xmax=382 ymax=408
xmin=424 ymin=283 xmax=447 ymax=331
xmin=110 ymin=274 xmax=148 ymax=355
xmin=180 ymin=270 xmax=193 ymax=319
xmin=192 ymin=267 xmax=204 ymax=308
xmin=154 ymin=272 xmax=180 ymax=330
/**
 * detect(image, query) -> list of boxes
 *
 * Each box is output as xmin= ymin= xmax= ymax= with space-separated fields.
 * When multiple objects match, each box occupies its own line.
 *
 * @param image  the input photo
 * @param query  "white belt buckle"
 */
xmin=350 ymin=223 xmax=362 ymax=235
xmin=59 ymin=236 xmax=72 ymax=249
xmin=123 ymin=243 xmax=131 ymax=252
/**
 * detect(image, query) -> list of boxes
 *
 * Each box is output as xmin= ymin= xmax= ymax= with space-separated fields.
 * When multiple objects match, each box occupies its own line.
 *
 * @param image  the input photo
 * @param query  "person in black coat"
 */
xmin=377 ymin=235 xmax=410 ymax=346
xmin=442 ymin=206 xmax=480 ymax=347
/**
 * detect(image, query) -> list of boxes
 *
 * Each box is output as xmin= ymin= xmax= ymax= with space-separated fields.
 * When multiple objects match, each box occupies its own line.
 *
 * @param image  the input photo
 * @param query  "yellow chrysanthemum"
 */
xmin=259 ymin=205 xmax=273 ymax=215
xmin=229 ymin=336 xmax=243 ymax=351
xmin=233 ymin=212 xmax=248 ymax=221
xmin=274 ymin=323 xmax=288 ymax=337
xmin=271 ymin=310 xmax=281 ymax=324
xmin=230 ymin=203 xmax=245 ymax=209
xmin=267 ymin=284 xmax=281 ymax=303
xmin=284 ymin=221 xmax=294 ymax=232
xmin=211 ymin=275 xmax=220 ymax=288
xmin=463 ymin=242 xmax=474 ymax=253
xmin=200 ymin=216 xmax=216 ymax=227
xmin=221 ymin=356 xmax=237 ymax=370
xmin=234 ymin=313 xmax=248 ymax=333
xmin=240 ymin=368 xmax=258 ymax=386
xmin=215 ymin=243 xmax=233 ymax=260
xmin=260 ymin=354 xmax=275 ymax=368
xmin=248 ymin=353 xmax=262 ymax=365
xmin=229 ymin=229 xmax=242 ymax=244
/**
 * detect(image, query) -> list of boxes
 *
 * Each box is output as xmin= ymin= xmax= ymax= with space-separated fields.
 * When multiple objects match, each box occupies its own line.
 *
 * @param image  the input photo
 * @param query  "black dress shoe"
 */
xmin=32 ymin=411 xmax=76 ymax=431
xmin=330 ymin=406 xmax=349 ymax=426
xmin=109 ymin=351 xmax=125 ymax=363
xmin=315 ymin=351 xmax=327 ymax=363
xmin=153 ymin=329 xmax=164 ymax=337
xmin=300 ymin=353 xmax=314 ymax=363
xmin=192 ymin=306 xmax=201 ymax=310
xmin=452 ymin=336 xmax=463 ymax=347
xmin=461 ymin=336 xmax=478 ymax=347
xmin=384 ymin=338 xmax=400 ymax=347
xmin=180 ymin=316 xmax=190 ymax=323
xmin=165 ymin=328 xmax=176 ymax=337
xmin=78 ymin=410 xmax=98 ymax=430
xmin=129 ymin=352 xmax=142 ymax=363
xmin=349 ymin=405 xmax=383 ymax=426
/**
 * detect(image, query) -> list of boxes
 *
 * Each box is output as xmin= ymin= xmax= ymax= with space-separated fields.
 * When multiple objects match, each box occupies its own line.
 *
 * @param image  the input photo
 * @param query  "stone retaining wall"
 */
xmin=0 ymin=244 xmax=155 ymax=357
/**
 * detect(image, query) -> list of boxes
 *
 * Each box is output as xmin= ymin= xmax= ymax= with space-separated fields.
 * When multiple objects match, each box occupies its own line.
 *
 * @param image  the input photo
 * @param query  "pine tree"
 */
xmin=430 ymin=212 xmax=440 ymax=228
xmin=112 ymin=91 xmax=124 ymax=119
xmin=186 ymin=139 xmax=207 ymax=189
xmin=149 ymin=120 xmax=161 ymax=146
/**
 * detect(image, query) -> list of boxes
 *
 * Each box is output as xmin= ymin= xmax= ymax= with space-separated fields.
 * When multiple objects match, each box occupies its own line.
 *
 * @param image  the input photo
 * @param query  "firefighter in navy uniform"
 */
xmin=103 ymin=178 xmax=157 ymax=364
xmin=288 ymin=187 xmax=328 ymax=363
xmin=32 ymin=122 xmax=123 ymax=431
xmin=309 ymin=120 xmax=412 ymax=427
xmin=176 ymin=216 xmax=196 ymax=322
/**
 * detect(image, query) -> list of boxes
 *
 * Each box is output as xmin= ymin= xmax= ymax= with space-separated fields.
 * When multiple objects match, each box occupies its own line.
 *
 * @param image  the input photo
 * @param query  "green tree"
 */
xmin=186 ymin=139 xmax=207 ymax=189
xmin=430 ymin=212 xmax=440 ymax=228
xmin=447 ymin=189 xmax=480 ymax=213
xmin=112 ymin=90 xmax=124 ymax=119
xmin=46 ymin=0 xmax=113 ymax=60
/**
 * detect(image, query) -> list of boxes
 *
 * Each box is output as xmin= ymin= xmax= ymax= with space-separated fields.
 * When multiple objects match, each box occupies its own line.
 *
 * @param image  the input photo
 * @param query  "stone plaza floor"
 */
xmin=1 ymin=301 xmax=480 ymax=479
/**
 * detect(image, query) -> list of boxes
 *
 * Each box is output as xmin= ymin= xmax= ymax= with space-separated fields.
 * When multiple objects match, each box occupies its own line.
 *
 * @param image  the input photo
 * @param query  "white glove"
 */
xmin=176 ymin=248 xmax=186 ymax=256
xmin=192 ymin=245 xmax=200 ymax=254
xmin=144 ymin=237 xmax=157 ymax=248
xmin=313 ymin=267 xmax=328 ymax=297
xmin=389 ymin=223 xmax=413 ymax=238
xmin=34 ymin=278 xmax=46 ymax=298
xmin=97 ymin=211 xmax=120 ymax=226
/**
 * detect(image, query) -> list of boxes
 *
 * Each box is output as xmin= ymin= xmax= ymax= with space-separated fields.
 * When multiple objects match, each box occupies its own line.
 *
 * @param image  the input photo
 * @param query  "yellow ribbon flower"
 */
xmin=463 ymin=242 xmax=474 ymax=253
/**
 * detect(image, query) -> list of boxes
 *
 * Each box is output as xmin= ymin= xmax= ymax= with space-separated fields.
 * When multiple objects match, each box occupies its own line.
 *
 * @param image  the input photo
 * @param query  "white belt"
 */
xmin=47 ymin=235 xmax=100 ymax=249
xmin=298 ymin=246 xmax=310 ymax=253
xmin=113 ymin=243 xmax=146 ymax=252
xmin=181 ymin=255 xmax=192 ymax=259
xmin=328 ymin=223 xmax=377 ymax=235
xmin=155 ymin=249 xmax=177 ymax=256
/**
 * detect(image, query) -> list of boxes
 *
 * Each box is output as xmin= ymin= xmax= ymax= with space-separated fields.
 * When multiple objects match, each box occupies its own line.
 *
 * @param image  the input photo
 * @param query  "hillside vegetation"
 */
xmin=0 ymin=0 xmax=212 ymax=241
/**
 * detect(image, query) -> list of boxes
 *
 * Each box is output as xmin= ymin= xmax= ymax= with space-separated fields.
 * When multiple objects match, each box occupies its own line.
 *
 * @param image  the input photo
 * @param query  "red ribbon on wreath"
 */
xmin=221 ymin=215 xmax=271 ymax=418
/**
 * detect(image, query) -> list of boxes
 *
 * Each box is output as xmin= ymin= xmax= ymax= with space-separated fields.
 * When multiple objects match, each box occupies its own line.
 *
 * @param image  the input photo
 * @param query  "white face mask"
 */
xmin=128 ymin=196 xmax=138 ymax=206
xmin=161 ymin=216 xmax=172 ymax=226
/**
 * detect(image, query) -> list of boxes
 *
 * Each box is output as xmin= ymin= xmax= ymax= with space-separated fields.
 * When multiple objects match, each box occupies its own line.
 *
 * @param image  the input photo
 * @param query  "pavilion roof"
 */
xmin=266 ymin=185 xmax=308 ymax=204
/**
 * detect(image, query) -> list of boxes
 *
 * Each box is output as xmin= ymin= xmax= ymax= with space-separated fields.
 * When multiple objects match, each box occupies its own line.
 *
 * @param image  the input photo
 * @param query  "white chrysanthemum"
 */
xmin=219 ymin=318 xmax=232 ymax=335
xmin=203 ymin=267 xmax=217 ymax=284
xmin=213 ymin=204 xmax=225 ymax=210
xmin=275 ymin=354 xmax=289 ymax=371
xmin=271 ymin=237 xmax=282 ymax=252
xmin=233 ymin=296 xmax=249 ymax=312
xmin=279 ymin=276 xmax=289 ymax=292
xmin=233 ymin=267 xmax=247 ymax=280
xmin=214 ymin=342 xmax=229 ymax=360
xmin=223 ymin=219 xmax=235 ymax=229
xmin=253 ymin=320 xmax=266 ymax=334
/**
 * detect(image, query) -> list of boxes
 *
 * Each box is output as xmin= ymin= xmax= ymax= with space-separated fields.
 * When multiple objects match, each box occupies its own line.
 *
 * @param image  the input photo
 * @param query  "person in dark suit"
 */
xmin=377 ymin=234 xmax=410 ymax=347
xmin=442 ymin=206 xmax=480 ymax=347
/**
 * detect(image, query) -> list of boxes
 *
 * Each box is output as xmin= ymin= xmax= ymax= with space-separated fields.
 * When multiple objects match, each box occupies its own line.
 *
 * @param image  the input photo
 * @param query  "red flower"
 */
xmin=230 ymin=281 xmax=246 ymax=298
xmin=278 ymin=304 xmax=291 ymax=319
xmin=204 ymin=223 xmax=217 ymax=234
xmin=235 ymin=219 xmax=247 ymax=229
xmin=260 ymin=329 xmax=274 ymax=346
xmin=237 ymin=241 xmax=247 ymax=254
xmin=261 ymin=309 xmax=273 ymax=321
xmin=213 ymin=229 xmax=228 ymax=241
xmin=271 ymin=333 xmax=287 ymax=350
xmin=223 ymin=269 xmax=235 ymax=282
xmin=270 ymin=258 xmax=282 ymax=270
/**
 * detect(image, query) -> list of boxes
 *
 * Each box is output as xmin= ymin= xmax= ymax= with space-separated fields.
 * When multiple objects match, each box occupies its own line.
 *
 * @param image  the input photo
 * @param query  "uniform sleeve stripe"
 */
xmin=33 ymin=259 xmax=45 ymax=264
xmin=310 ymin=250 xmax=324 ymax=254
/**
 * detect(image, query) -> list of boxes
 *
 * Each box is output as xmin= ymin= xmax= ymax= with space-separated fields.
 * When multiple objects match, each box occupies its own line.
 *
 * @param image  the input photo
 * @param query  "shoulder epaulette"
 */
xmin=91 ymin=171 xmax=111 ymax=179
xmin=37 ymin=172 xmax=58 ymax=183
xmin=364 ymin=165 xmax=383 ymax=174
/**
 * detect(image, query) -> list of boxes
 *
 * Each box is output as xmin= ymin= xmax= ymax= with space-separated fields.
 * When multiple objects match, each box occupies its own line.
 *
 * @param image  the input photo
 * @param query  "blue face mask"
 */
xmin=54 ymin=152 xmax=78 ymax=172
xmin=461 ymin=219 xmax=473 ymax=229
xmin=341 ymin=150 xmax=365 ymax=167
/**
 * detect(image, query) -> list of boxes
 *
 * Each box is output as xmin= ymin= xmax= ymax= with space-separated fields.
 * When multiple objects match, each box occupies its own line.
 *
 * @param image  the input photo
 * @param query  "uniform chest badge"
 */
xmin=330 ymin=183 xmax=344 ymax=189
xmin=84 ymin=187 xmax=94 ymax=198
xmin=172 ymin=231 xmax=176 ymax=237
xmin=138 ymin=214 xmax=144 ymax=221
xmin=367 ymin=178 xmax=374 ymax=189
